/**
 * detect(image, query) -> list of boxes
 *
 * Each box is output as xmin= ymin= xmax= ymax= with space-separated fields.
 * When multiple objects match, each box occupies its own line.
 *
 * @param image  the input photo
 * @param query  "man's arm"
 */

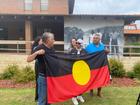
xmin=27 ymin=49 xmax=45 ymax=62
xmin=104 ymin=44 xmax=110 ymax=54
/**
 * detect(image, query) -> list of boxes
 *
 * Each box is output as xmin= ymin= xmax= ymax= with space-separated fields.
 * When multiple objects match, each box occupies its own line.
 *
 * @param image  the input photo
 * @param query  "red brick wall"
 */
xmin=0 ymin=0 xmax=68 ymax=15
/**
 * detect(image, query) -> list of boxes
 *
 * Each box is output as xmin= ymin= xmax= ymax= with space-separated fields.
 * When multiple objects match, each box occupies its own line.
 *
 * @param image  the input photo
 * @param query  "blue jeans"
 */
xmin=38 ymin=76 xmax=50 ymax=105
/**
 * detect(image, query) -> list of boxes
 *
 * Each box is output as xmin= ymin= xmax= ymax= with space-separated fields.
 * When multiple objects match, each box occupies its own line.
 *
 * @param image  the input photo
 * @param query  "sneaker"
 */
xmin=72 ymin=97 xmax=79 ymax=105
xmin=77 ymin=96 xmax=85 ymax=103
xmin=110 ymin=75 xmax=112 ymax=82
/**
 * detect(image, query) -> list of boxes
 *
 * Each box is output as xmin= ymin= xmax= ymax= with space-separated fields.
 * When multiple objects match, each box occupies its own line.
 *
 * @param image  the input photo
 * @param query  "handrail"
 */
xmin=0 ymin=40 xmax=64 ymax=45
xmin=0 ymin=40 xmax=140 ymax=56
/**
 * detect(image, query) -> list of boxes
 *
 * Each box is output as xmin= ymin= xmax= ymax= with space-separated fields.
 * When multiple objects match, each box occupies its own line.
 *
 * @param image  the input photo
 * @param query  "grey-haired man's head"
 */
xmin=42 ymin=32 xmax=55 ymax=48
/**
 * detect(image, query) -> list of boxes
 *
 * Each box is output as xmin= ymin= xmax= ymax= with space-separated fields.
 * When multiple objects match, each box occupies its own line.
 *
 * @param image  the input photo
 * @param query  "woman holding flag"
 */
xmin=69 ymin=38 xmax=86 ymax=105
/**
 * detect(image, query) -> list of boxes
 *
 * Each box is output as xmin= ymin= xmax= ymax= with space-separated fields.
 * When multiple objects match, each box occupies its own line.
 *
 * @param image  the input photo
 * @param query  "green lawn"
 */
xmin=0 ymin=86 xmax=139 ymax=105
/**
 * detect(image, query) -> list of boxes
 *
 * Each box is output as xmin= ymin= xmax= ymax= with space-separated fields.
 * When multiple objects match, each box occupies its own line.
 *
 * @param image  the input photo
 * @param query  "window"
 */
xmin=41 ymin=0 xmax=48 ymax=10
xmin=25 ymin=0 xmax=32 ymax=10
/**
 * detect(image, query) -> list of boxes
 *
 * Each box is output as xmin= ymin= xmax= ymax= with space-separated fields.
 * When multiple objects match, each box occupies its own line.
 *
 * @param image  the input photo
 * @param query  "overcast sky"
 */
xmin=73 ymin=0 xmax=140 ymax=15
xmin=135 ymin=20 xmax=140 ymax=29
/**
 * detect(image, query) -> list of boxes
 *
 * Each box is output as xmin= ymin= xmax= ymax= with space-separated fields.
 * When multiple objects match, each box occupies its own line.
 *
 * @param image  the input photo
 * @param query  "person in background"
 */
xmin=32 ymin=36 xmax=42 ymax=52
xmin=68 ymin=37 xmax=77 ymax=52
xmin=27 ymin=32 xmax=55 ymax=105
xmin=32 ymin=36 xmax=42 ymax=101
xmin=85 ymin=33 xmax=109 ymax=97
xmin=70 ymin=39 xmax=86 ymax=105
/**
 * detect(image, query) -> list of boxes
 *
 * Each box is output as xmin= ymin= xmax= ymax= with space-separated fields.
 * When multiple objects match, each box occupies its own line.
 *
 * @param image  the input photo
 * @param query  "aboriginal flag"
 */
xmin=44 ymin=50 xmax=110 ymax=103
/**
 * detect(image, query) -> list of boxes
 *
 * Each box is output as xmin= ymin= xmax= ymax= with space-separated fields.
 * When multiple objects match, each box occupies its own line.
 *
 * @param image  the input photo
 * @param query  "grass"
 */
xmin=0 ymin=88 xmax=36 ymax=105
xmin=0 ymin=86 xmax=139 ymax=105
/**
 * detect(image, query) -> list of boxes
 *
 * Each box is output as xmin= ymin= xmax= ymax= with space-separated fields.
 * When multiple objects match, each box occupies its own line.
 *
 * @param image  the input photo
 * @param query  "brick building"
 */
xmin=0 ymin=0 xmax=68 ymax=53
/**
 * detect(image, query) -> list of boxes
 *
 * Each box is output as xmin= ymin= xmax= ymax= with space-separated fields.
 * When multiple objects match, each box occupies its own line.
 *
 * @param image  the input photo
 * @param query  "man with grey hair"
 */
xmin=27 ymin=32 xmax=55 ymax=105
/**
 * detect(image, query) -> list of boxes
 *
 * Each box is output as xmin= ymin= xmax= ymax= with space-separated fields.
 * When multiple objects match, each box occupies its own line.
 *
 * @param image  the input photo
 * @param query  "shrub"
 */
xmin=1 ymin=64 xmax=19 ymax=79
xmin=14 ymin=65 xmax=35 ymax=83
xmin=127 ymin=71 xmax=136 ymax=79
xmin=0 ymin=74 xmax=3 ymax=80
xmin=133 ymin=62 xmax=140 ymax=80
xmin=109 ymin=58 xmax=126 ymax=77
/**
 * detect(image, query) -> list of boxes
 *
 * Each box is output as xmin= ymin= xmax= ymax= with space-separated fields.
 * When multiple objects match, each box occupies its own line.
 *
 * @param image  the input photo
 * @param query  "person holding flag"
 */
xmin=85 ymin=33 xmax=109 ymax=97
xmin=27 ymin=32 xmax=55 ymax=105
xmin=69 ymin=38 xmax=86 ymax=105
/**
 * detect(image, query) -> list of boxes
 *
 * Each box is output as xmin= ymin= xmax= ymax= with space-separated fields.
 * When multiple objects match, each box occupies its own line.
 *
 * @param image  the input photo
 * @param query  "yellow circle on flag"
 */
xmin=72 ymin=60 xmax=91 ymax=85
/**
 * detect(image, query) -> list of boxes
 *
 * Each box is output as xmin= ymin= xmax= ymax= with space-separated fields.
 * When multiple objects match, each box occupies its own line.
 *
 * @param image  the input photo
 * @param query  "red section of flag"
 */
xmin=47 ymin=65 xmax=110 ymax=103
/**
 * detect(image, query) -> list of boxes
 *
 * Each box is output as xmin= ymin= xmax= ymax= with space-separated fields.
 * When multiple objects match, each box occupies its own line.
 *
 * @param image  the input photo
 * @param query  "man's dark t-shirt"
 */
xmin=33 ymin=44 xmax=55 ymax=76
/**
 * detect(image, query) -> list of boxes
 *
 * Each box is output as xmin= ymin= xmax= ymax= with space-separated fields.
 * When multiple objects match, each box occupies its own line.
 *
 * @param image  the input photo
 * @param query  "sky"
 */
xmin=73 ymin=0 xmax=140 ymax=15
xmin=135 ymin=20 xmax=140 ymax=29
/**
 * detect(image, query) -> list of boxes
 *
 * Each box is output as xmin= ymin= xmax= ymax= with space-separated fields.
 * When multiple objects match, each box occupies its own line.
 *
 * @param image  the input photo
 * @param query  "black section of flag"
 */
xmin=44 ymin=50 xmax=108 ymax=77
